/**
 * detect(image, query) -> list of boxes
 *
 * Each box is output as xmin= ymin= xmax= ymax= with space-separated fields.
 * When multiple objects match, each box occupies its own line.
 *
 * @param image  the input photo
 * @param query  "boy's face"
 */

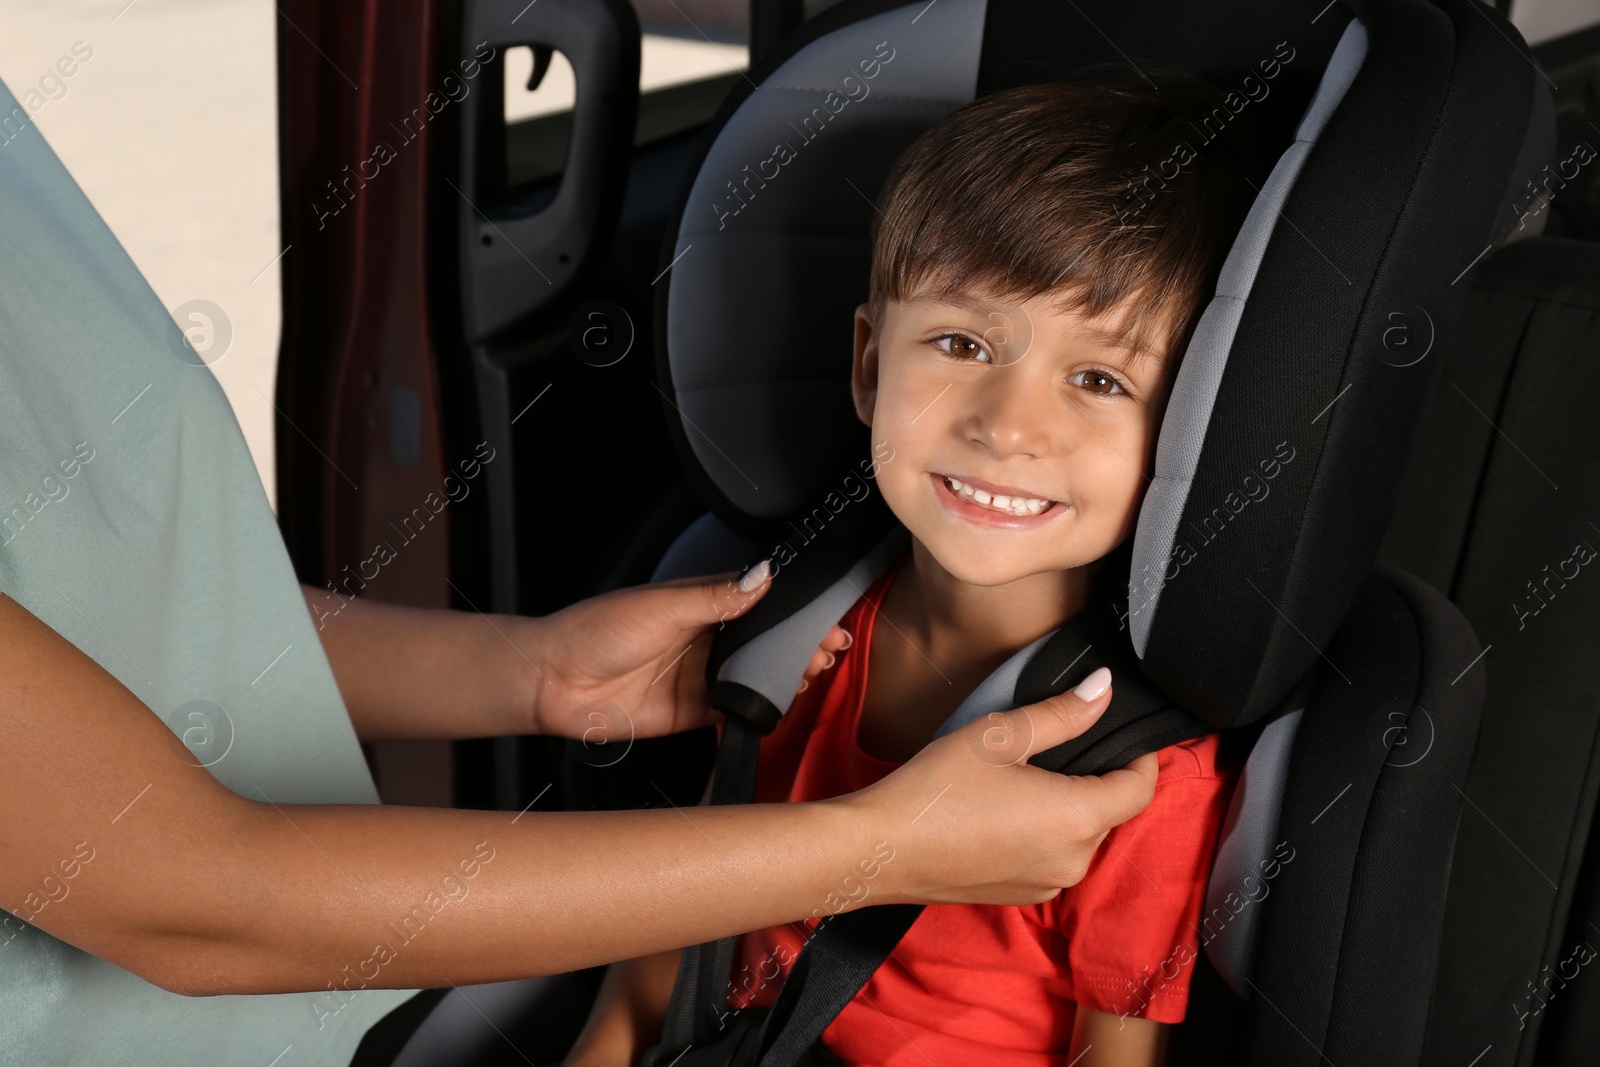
xmin=852 ymin=290 xmax=1176 ymax=588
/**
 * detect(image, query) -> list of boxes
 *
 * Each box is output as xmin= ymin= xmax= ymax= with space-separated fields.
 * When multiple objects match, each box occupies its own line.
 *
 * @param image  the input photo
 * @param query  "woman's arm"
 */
xmin=304 ymin=566 xmax=851 ymax=743
xmin=302 ymin=581 xmax=536 ymax=741
xmin=565 ymin=774 xmax=715 ymax=1067
xmin=0 ymin=593 xmax=1154 ymax=996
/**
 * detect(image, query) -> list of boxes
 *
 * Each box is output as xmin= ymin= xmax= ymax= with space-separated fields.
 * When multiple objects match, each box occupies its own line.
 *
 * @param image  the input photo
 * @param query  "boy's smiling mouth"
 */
xmin=933 ymin=472 xmax=1065 ymax=525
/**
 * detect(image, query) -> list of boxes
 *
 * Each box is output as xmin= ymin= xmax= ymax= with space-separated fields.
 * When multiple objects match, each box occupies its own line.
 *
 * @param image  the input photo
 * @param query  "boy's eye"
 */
xmin=1069 ymin=369 xmax=1125 ymax=396
xmin=933 ymin=334 xmax=991 ymax=363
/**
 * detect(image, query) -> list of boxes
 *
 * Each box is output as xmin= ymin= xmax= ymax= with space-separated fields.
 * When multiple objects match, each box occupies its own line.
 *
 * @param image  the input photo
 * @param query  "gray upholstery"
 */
xmin=1201 ymin=686 xmax=1310 ymax=997
xmin=651 ymin=511 xmax=763 ymax=582
xmin=719 ymin=526 xmax=910 ymax=710
xmin=1126 ymin=19 xmax=1370 ymax=657
xmin=933 ymin=631 xmax=1057 ymax=739
xmin=665 ymin=0 xmax=986 ymax=520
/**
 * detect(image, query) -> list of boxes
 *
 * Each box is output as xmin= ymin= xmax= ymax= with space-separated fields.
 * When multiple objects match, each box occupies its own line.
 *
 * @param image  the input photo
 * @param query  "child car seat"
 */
xmin=630 ymin=0 xmax=1550 ymax=1064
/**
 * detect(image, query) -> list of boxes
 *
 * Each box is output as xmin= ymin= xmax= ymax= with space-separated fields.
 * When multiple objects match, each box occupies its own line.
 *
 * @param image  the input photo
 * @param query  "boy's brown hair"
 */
xmin=868 ymin=73 xmax=1269 ymax=361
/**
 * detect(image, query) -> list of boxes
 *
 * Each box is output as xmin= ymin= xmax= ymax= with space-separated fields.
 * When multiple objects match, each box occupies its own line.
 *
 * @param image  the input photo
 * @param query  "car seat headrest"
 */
xmin=658 ymin=0 xmax=1544 ymax=726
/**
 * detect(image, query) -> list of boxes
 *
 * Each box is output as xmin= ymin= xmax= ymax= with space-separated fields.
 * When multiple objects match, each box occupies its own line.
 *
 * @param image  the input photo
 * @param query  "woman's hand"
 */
xmin=306 ymin=564 xmax=848 ymax=744
xmin=838 ymin=668 xmax=1161 ymax=907
xmin=0 ymin=590 xmax=1156 ymax=994
xmin=525 ymin=562 xmax=853 ymax=742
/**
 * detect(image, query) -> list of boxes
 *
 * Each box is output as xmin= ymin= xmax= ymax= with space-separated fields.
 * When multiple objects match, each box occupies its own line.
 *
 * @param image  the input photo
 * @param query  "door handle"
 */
xmin=458 ymin=0 xmax=640 ymax=343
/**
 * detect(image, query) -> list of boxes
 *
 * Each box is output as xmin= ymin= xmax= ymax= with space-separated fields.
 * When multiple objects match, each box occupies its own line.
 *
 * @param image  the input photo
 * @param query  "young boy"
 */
xmin=567 ymin=74 xmax=1266 ymax=1067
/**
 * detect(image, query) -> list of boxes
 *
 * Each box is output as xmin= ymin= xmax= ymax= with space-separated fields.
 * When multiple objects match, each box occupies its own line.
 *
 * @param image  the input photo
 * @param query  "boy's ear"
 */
xmin=851 ymin=303 xmax=879 ymax=428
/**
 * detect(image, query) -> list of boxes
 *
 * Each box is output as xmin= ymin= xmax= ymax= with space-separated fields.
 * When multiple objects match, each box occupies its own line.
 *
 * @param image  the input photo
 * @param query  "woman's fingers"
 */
xmin=616 ymin=562 xmax=774 ymax=638
xmin=820 ymin=625 xmax=853 ymax=653
xmin=847 ymin=668 xmax=1165 ymax=906
xmin=1065 ymin=751 xmax=1160 ymax=832
xmin=797 ymin=625 xmax=852 ymax=693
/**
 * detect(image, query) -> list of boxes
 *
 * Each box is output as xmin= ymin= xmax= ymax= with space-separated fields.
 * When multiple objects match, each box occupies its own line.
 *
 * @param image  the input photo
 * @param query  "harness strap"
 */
xmin=747 ymin=556 xmax=1216 ymax=1067
xmin=651 ymin=481 xmax=904 ymax=1065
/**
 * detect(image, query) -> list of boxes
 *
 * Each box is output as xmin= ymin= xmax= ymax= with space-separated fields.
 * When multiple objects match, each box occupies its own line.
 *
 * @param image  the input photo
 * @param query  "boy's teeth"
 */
xmin=944 ymin=477 xmax=1052 ymax=516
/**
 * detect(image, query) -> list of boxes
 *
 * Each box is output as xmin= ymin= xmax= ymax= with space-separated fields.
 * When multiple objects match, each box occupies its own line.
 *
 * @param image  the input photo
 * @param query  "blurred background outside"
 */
xmin=0 ymin=0 xmax=748 ymax=513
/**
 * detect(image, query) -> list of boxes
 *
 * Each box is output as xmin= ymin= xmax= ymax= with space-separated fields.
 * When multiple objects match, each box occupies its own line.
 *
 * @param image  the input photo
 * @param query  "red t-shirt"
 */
xmin=723 ymin=564 xmax=1238 ymax=1067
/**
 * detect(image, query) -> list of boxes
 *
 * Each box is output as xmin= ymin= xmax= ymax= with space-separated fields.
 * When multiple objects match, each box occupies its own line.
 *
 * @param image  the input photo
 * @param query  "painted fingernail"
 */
xmin=738 ymin=559 xmax=772 ymax=592
xmin=1072 ymin=666 xmax=1112 ymax=701
xmin=836 ymin=629 xmax=853 ymax=650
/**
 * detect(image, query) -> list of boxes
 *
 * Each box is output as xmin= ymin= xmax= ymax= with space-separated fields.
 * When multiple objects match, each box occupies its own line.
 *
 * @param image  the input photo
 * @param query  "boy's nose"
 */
xmin=961 ymin=371 xmax=1053 ymax=458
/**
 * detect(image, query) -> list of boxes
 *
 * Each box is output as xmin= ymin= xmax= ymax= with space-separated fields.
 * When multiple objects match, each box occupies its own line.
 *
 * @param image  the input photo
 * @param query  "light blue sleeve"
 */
xmin=0 ymin=76 xmax=418 ymax=1066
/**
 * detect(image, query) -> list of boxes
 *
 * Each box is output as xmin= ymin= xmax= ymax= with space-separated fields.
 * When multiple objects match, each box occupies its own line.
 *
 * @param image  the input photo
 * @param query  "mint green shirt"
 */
xmin=0 ymin=78 xmax=416 ymax=1064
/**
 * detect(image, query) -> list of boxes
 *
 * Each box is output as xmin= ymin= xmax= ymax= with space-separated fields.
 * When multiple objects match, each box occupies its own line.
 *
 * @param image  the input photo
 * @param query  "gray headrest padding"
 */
xmin=652 ymin=512 xmax=763 ymax=582
xmin=933 ymin=631 xmax=1056 ymax=739
xmin=1201 ymin=680 xmax=1311 ymax=997
xmin=666 ymin=0 xmax=986 ymax=520
xmin=1127 ymin=18 xmax=1369 ymax=657
xmin=717 ymin=526 xmax=911 ymax=711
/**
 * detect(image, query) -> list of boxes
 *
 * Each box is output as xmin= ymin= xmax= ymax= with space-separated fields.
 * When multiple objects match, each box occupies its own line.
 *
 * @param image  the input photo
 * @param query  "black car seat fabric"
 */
xmin=631 ymin=0 xmax=1543 ymax=1062
xmin=1377 ymin=236 xmax=1600 ymax=1067
xmin=1232 ymin=567 xmax=1483 ymax=1065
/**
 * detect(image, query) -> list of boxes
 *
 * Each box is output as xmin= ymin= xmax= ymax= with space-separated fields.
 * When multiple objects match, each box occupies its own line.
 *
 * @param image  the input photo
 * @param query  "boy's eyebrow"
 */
xmin=1074 ymin=324 xmax=1168 ymax=370
xmin=904 ymin=292 xmax=1168 ymax=369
